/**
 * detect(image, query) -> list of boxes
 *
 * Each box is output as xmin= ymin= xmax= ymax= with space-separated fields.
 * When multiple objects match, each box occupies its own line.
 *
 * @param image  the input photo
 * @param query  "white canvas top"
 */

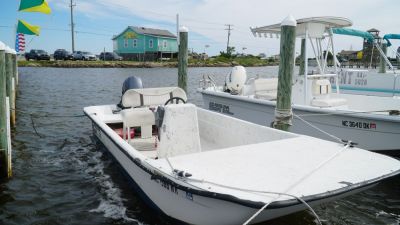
xmin=251 ymin=16 xmax=352 ymax=39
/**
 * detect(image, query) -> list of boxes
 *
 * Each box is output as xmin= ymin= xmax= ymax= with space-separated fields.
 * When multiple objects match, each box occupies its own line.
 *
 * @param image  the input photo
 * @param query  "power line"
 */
xmin=225 ymin=24 xmax=233 ymax=53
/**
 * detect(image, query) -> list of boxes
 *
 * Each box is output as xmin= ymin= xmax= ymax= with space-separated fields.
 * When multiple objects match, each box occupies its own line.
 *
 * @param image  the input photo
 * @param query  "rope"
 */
xmin=294 ymin=109 xmax=399 ymax=117
xmin=11 ymin=108 xmax=86 ymax=118
xmin=30 ymin=114 xmax=44 ymax=138
xmin=293 ymin=113 xmax=343 ymax=143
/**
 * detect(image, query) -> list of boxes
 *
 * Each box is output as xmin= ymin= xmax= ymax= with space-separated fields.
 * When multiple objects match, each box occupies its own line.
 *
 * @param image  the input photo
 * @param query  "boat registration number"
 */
xmin=209 ymin=102 xmax=234 ymax=115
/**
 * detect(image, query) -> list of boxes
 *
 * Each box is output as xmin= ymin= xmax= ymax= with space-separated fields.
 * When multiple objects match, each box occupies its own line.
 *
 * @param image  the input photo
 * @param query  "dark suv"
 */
xmin=54 ymin=49 xmax=72 ymax=60
xmin=99 ymin=52 xmax=123 ymax=61
xmin=25 ymin=49 xmax=50 ymax=61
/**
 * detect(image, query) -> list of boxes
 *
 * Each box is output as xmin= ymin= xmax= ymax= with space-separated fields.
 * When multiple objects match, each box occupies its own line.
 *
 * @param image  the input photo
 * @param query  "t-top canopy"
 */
xmin=333 ymin=28 xmax=375 ymax=43
xmin=383 ymin=34 xmax=400 ymax=47
xmin=251 ymin=16 xmax=352 ymax=39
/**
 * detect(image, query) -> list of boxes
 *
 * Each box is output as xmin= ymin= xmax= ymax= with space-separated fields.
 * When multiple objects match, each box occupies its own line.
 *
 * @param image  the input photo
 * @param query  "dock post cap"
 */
xmin=179 ymin=26 xmax=189 ymax=33
xmin=5 ymin=46 xmax=15 ymax=54
xmin=281 ymin=15 xmax=297 ymax=27
xmin=0 ymin=41 xmax=5 ymax=51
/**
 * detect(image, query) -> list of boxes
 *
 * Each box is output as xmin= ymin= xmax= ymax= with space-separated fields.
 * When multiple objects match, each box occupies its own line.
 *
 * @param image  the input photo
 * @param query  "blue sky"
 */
xmin=1 ymin=0 xmax=400 ymax=57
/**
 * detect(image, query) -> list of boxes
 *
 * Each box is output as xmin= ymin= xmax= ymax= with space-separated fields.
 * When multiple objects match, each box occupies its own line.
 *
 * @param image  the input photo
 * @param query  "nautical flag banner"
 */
xmin=17 ymin=20 xmax=40 ymax=36
xmin=18 ymin=0 xmax=51 ymax=14
xmin=15 ymin=33 xmax=26 ymax=53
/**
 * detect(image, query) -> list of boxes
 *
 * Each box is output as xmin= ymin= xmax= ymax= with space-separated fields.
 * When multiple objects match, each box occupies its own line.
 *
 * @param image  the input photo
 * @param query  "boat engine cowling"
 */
xmin=224 ymin=66 xmax=247 ymax=94
xmin=118 ymin=76 xmax=144 ymax=109
xmin=122 ymin=76 xmax=143 ymax=95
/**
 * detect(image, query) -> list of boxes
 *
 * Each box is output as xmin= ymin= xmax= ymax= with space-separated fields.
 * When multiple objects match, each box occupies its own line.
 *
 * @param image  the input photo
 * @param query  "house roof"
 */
xmin=112 ymin=26 xmax=176 ymax=40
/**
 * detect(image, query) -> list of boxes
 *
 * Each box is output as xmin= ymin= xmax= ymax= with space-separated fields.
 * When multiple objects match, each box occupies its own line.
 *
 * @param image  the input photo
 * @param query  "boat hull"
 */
xmin=86 ymin=111 xmax=380 ymax=225
xmin=331 ymin=70 xmax=400 ymax=97
xmin=201 ymin=91 xmax=400 ymax=153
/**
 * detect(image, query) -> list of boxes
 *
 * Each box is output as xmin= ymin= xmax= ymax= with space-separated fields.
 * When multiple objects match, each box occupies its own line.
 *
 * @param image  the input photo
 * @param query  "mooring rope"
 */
xmin=294 ymin=109 xmax=399 ymax=117
xmin=293 ymin=113 xmax=344 ymax=144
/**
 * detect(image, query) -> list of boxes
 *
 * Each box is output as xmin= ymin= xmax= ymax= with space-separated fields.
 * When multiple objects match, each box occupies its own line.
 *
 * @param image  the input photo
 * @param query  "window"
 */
xmin=124 ymin=39 xmax=128 ymax=48
xmin=163 ymin=40 xmax=167 ymax=48
xmin=149 ymin=39 xmax=153 ymax=48
xmin=133 ymin=39 xmax=137 ymax=47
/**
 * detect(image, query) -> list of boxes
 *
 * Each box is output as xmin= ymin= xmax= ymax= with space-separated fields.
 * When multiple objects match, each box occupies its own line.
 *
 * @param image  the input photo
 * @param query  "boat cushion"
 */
xmin=254 ymin=78 xmax=278 ymax=100
xmin=312 ymin=79 xmax=332 ymax=95
xmin=121 ymin=87 xmax=187 ymax=108
xmin=158 ymin=104 xmax=201 ymax=158
xmin=311 ymin=97 xmax=348 ymax=108
xmin=121 ymin=108 xmax=155 ymax=139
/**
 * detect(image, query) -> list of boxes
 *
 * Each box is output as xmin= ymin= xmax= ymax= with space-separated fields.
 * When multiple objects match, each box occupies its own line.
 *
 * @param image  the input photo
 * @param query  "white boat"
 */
xmin=84 ymin=77 xmax=400 ymax=225
xmin=198 ymin=16 xmax=400 ymax=153
xmin=330 ymin=29 xmax=400 ymax=97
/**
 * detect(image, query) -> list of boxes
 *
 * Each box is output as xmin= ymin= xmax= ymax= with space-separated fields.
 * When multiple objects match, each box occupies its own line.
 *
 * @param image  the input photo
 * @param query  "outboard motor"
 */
xmin=118 ymin=76 xmax=144 ymax=109
xmin=224 ymin=66 xmax=247 ymax=95
xmin=122 ymin=76 xmax=143 ymax=95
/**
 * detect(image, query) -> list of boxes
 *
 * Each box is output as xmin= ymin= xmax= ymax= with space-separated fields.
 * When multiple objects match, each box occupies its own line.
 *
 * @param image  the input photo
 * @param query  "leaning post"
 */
xmin=178 ymin=26 xmax=188 ymax=92
xmin=273 ymin=15 xmax=297 ymax=132
xmin=379 ymin=43 xmax=387 ymax=73
xmin=0 ymin=42 xmax=10 ymax=178
xmin=299 ymin=38 xmax=306 ymax=75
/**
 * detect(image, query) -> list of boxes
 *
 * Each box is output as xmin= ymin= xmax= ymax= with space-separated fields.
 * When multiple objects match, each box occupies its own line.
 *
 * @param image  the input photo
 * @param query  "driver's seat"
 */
xmin=121 ymin=87 xmax=187 ymax=108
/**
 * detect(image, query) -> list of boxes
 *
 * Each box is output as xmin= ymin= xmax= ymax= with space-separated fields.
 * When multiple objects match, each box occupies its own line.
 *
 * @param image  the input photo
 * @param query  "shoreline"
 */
xmin=17 ymin=60 xmax=279 ymax=68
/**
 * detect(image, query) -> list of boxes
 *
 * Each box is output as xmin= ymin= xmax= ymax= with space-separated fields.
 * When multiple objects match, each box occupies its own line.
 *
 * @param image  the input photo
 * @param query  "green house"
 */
xmin=112 ymin=26 xmax=178 ymax=60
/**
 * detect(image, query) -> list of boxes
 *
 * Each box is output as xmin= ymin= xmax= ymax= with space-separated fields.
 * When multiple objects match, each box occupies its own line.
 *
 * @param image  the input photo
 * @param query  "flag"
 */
xmin=18 ymin=0 xmax=51 ymax=14
xmin=16 ymin=20 xmax=40 ymax=36
xmin=15 ymin=33 xmax=26 ymax=53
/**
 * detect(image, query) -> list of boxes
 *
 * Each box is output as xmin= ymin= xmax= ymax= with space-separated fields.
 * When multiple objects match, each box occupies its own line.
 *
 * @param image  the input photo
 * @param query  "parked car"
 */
xmin=81 ymin=51 xmax=97 ymax=61
xmin=54 ymin=49 xmax=72 ymax=60
xmin=25 ymin=49 xmax=50 ymax=61
xmin=99 ymin=52 xmax=123 ymax=61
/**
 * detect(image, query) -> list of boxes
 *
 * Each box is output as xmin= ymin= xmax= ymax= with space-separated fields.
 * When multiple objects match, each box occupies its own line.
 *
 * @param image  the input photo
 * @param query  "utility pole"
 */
xmin=225 ymin=24 xmax=233 ymax=54
xmin=70 ymin=0 xmax=76 ymax=53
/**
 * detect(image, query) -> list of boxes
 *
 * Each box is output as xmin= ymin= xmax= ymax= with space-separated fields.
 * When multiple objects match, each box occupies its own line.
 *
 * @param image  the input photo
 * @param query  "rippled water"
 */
xmin=0 ymin=67 xmax=399 ymax=225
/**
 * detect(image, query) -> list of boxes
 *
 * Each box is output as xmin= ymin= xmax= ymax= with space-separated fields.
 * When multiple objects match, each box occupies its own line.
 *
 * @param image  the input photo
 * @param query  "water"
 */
xmin=0 ymin=67 xmax=399 ymax=225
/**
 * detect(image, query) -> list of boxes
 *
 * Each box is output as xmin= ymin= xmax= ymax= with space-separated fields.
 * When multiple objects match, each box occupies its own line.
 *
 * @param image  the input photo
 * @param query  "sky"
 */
xmin=1 ymin=0 xmax=400 ymax=57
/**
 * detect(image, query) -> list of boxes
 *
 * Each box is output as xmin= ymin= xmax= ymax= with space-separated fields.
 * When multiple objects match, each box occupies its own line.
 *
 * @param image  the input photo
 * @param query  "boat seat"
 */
xmin=121 ymin=87 xmax=187 ymax=108
xmin=311 ymin=79 xmax=347 ymax=107
xmin=158 ymin=104 xmax=201 ymax=158
xmin=254 ymin=78 xmax=278 ymax=100
xmin=121 ymin=108 xmax=155 ymax=141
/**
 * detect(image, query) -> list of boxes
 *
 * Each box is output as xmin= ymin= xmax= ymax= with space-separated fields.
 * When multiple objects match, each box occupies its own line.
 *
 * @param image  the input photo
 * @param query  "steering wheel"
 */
xmin=164 ymin=97 xmax=186 ymax=105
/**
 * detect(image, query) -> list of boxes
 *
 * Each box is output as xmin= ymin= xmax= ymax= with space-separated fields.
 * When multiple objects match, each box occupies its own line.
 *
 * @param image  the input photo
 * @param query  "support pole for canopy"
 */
xmin=273 ymin=15 xmax=296 ymax=132
xmin=299 ymin=39 xmax=306 ymax=76
xmin=304 ymin=27 xmax=309 ymax=104
xmin=330 ymin=28 xmax=340 ymax=94
xmin=379 ymin=43 xmax=387 ymax=73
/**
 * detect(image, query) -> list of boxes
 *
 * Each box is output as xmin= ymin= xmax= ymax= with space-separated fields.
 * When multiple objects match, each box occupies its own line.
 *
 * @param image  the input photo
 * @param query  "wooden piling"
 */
xmin=178 ymin=26 xmax=188 ymax=92
xmin=10 ymin=53 xmax=16 ymax=126
xmin=5 ymin=51 xmax=15 ymax=127
xmin=299 ymin=38 xmax=306 ymax=75
xmin=0 ymin=42 xmax=10 ymax=178
xmin=273 ymin=16 xmax=297 ymax=132
xmin=379 ymin=43 xmax=387 ymax=73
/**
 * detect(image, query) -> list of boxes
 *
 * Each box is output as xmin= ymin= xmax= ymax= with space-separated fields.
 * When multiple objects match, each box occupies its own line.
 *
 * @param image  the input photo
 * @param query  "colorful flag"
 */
xmin=15 ymin=33 xmax=25 ymax=53
xmin=16 ymin=20 xmax=40 ymax=36
xmin=18 ymin=0 xmax=51 ymax=14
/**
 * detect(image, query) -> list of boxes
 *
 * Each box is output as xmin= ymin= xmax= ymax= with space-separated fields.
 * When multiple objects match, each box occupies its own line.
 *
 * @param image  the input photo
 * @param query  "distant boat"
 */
xmin=331 ymin=30 xmax=400 ymax=96
xmin=198 ymin=17 xmax=400 ymax=153
xmin=84 ymin=76 xmax=400 ymax=225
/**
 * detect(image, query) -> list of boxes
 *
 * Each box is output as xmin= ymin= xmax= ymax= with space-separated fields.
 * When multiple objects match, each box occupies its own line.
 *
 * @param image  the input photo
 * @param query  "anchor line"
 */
xmin=294 ymin=109 xmax=399 ymax=117
xmin=293 ymin=113 xmax=344 ymax=144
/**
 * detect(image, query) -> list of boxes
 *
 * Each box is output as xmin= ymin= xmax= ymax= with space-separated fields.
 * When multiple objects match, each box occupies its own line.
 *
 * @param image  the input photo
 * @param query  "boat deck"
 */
xmin=127 ymin=135 xmax=222 ymax=159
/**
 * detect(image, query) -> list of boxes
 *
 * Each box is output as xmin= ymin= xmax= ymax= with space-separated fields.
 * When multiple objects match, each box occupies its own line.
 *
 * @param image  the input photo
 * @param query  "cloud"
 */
xmin=51 ymin=0 xmax=400 ymax=55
